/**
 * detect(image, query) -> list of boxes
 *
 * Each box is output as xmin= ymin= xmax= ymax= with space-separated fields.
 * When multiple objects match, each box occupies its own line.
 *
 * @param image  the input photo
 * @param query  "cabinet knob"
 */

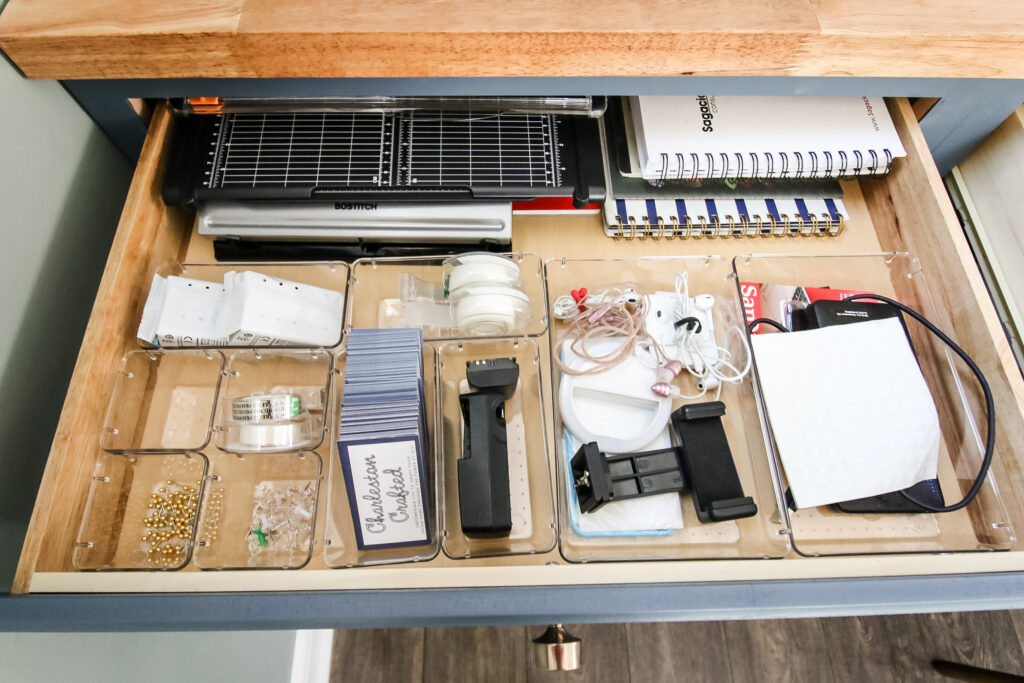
xmin=532 ymin=624 xmax=581 ymax=671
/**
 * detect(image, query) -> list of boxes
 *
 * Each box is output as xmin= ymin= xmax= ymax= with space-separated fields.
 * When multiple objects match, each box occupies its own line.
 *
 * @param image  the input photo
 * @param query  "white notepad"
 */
xmin=750 ymin=318 xmax=940 ymax=509
xmin=630 ymin=96 xmax=906 ymax=180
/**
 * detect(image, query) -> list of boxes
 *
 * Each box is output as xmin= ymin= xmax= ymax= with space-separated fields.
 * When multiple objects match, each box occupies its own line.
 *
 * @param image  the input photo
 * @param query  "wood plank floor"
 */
xmin=331 ymin=611 xmax=1024 ymax=682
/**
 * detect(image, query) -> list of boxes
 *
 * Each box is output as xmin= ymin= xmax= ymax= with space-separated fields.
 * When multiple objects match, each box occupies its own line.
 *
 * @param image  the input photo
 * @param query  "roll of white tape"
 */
xmin=452 ymin=286 xmax=531 ymax=336
xmin=447 ymin=256 xmax=522 ymax=293
xmin=234 ymin=420 xmax=311 ymax=451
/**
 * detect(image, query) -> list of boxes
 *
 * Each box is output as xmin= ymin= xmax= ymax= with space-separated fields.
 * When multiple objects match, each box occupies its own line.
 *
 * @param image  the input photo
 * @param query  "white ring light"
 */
xmin=558 ymin=339 xmax=671 ymax=453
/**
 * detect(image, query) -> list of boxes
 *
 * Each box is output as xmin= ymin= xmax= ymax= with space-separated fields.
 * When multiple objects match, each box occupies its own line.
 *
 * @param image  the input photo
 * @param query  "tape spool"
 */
xmin=231 ymin=393 xmax=302 ymax=423
xmin=228 ymin=393 xmax=311 ymax=451
xmin=446 ymin=253 xmax=522 ymax=292
xmin=236 ymin=421 xmax=311 ymax=450
xmin=451 ymin=286 xmax=531 ymax=336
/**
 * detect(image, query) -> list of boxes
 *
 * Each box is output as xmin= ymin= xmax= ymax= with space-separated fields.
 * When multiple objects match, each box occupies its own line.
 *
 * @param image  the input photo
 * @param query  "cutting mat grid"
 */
xmin=208 ymin=113 xmax=394 ymax=188
xmin=400 ymin=112 xmax=559 ymax=187
xmin=204 ymin=112 xmax=561 ymax=189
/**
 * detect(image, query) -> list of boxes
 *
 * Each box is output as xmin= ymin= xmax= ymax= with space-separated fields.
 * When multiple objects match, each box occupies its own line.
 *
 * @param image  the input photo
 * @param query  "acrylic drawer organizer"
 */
xmin=101 ymin=349 xmax=225 ymax=454
xmin=322 ymin=346 xmax=441 ymax=567
xmin=142 ymin=261 xmax=350 ymax=350
xmin=733 ymin=252 xmax=1015 ymax=556
xmin=346 ymin=253 xmax=548 ymax=340
xmin=74 ymin=451 xmax=208 ymax=570
xmin=437 ymin=338 xmax=557 ymax=559
xmin=215 ymin=349 xmax=333 ymax=454
xmin=545 ymin=256 xmax=789 ymax=562
xmin=194 ymin=451 xmax=322 ymax=570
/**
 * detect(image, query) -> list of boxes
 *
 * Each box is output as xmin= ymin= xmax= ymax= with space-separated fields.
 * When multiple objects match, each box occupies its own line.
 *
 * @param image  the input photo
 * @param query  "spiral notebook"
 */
xmin=602 ymin=99 xmax=849 ymax=239
xmin=604 ymin=194 xmax=849 ymax=239
xmin=630 ymin=96 xmax=906 ymax=180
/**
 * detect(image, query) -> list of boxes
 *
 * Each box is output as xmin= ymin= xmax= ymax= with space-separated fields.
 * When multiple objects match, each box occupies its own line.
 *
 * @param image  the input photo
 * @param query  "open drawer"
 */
xmin=13 ymin=98 xmax=1024 ymax=602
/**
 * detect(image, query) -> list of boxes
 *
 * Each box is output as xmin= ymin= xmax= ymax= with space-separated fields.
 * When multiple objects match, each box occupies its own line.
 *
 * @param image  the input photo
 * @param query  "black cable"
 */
xmin=746 ymin=317 xmax=791 ymax=334
xmin=748 ymin=294 xmax=995 ymax=514
xmin=841 ymin=293 xmax=995 ymax=513
xmin=674 ymin=316 xmax=703 ymax=333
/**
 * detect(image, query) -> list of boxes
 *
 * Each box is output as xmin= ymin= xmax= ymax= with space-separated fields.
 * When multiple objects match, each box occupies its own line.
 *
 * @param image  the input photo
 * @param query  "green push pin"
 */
xmin=252 ymin=529 xmax=268 ymax=546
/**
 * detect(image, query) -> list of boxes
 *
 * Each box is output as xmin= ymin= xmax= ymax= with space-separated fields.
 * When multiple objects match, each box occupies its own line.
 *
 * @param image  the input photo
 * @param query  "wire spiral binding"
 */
xmin=658 ymin=148 xmax=895 ymax=179
xmin=612 ymin=211 xmax=845 ymax=240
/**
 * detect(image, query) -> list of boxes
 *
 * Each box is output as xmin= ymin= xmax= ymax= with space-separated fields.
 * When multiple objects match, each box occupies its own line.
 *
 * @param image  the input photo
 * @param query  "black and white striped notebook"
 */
xmin=604 ymin=195 xmax=848 ymax=239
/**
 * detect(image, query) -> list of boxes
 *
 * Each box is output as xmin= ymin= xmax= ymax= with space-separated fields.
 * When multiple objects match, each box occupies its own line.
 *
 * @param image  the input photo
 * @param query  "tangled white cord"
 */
xmin=553 ymin=283 xmax=668 ymax=376
xmin=667 ymin=272 xmax=752 ymax=400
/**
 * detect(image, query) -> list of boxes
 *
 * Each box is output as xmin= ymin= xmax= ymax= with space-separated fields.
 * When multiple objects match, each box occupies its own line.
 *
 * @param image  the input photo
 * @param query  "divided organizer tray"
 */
xmin=80 ymin=249 xmax=1014 ymax=575
xmin=734 ymin=252 xmax=1015 ymax=556
xmin=437 ymin=338 xmax=557 ymax=559
xmin=322 ymin=345 xmax=442 ymax=567
xmin=194 ymin=451 xmax=322 ymax=570
xmin=143 ymin=261 xmax=350 ymax=350
xmin=214 ymin=349 xmax=333 ymax=454
xmin=101 ymin=349 xmax=225 ymax=454
xmin=75 ymin=451 xmax=208 ymax=570
xmin=347 ymin=252 xmax=548 ymax=340
xmin=545 ymin=255 xmax=789 ymax=562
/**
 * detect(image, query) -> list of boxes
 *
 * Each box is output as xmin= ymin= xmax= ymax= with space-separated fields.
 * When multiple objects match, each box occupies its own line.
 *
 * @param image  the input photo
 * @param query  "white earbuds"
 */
xmin=693 ymin=294 xmax=715 ymax=312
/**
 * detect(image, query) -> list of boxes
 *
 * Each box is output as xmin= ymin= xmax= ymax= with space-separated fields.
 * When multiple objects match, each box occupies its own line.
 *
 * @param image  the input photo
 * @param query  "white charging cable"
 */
xmin=665 ymin=272 xmax=752 ymax=400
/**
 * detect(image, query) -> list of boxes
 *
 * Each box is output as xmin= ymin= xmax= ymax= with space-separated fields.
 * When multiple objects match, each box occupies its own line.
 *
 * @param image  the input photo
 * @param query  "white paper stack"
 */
xmin=138 ymin=271 xmax=344 ymax=348
xmin=750 ymin=318 xmax=941 ymax=509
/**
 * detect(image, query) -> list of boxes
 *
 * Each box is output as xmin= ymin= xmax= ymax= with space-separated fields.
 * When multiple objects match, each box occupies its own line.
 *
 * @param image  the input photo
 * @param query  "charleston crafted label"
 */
xmin=346 ymin=440 xmax=427 ymax=547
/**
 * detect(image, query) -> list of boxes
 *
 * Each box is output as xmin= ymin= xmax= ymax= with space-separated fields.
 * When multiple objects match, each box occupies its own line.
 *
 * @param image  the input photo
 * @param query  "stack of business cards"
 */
xmin=337 ymin=328 xmax=431 ymax=550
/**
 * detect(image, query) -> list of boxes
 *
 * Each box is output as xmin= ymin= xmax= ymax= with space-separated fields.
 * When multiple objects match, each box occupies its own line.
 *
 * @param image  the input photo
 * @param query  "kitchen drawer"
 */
xmin=13 ymin=98 xmax=1024 ymax=597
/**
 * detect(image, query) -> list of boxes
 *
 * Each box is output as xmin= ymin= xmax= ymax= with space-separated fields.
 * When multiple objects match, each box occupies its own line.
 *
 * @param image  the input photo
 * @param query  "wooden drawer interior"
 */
xmin=14 ymin=98 xmax=1024 ymax=594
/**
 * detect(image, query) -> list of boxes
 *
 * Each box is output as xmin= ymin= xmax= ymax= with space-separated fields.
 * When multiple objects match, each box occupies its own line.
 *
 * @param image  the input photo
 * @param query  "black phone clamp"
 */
xmin=458 ymin=358 xmax=519 ymax=537
xmin=571 ymin=401 xmax=757 ymax=523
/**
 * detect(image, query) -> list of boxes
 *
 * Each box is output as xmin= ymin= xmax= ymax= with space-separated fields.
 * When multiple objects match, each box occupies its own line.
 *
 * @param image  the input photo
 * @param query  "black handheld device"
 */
xmin=458 ymin=358 xmax=519 ymax=537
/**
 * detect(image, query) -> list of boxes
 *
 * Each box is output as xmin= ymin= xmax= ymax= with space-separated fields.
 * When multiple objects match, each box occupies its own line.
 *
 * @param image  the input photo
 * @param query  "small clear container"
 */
xmin=733 ymin=252 xmax=1015 ymax=556
xmin=194 ymin=451 xmax=322 ymax=570
xmin=74 ymin=452 xmax=207 ymax=570
xmin=545 ymin=255 xmax=789 ymax=562
xmin=101 ymin=350 xmax=225 ymax=454
xmin=437 ymin=338 xmax=556 ymax=559
xmin=347 ymin=252 xmax=548 ymax=340
xmin=215 ymin=349 xmax=332 ymax=453
xmin=140 ymin=261 xmax=349 ymax=350
xmin=322 ymin=346 xmax=441 ymax=567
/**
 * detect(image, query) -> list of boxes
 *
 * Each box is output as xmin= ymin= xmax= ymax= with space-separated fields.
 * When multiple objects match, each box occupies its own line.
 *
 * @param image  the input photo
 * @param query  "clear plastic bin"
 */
xmin=141 ymin=261 xmax=349 ymax=350
xmin=733 ymin=251 xmax=1015 ymax=556
xmin=322 ymin=346 xmax=441 ymax=567
xmin=347 ymin=253 xmax=548 ymax=340
xmin=215 ymin=349 xmax=333 ymax=454
xmin=436 ymin=338 xmax=556 ymax=559
xmin=545 ymin=255 xmax=789 ymax=562
xmin=74 ymin=452 xmax=208 ymax=570
xmin=194 ymin=451 xmax=322 ymax=570
xmin=101 ymin=350 xmax=224 ymax=454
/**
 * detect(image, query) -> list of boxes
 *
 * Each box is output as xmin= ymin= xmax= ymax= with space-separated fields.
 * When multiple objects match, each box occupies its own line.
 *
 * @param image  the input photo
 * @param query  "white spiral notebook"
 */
xmin=630 ymin=96 xmax=906 ymax=180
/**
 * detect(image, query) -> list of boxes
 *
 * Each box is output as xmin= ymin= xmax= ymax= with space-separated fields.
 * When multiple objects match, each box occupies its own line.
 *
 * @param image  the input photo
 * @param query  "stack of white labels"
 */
xmin=138 ymin=270 xmax=344 ymax=348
